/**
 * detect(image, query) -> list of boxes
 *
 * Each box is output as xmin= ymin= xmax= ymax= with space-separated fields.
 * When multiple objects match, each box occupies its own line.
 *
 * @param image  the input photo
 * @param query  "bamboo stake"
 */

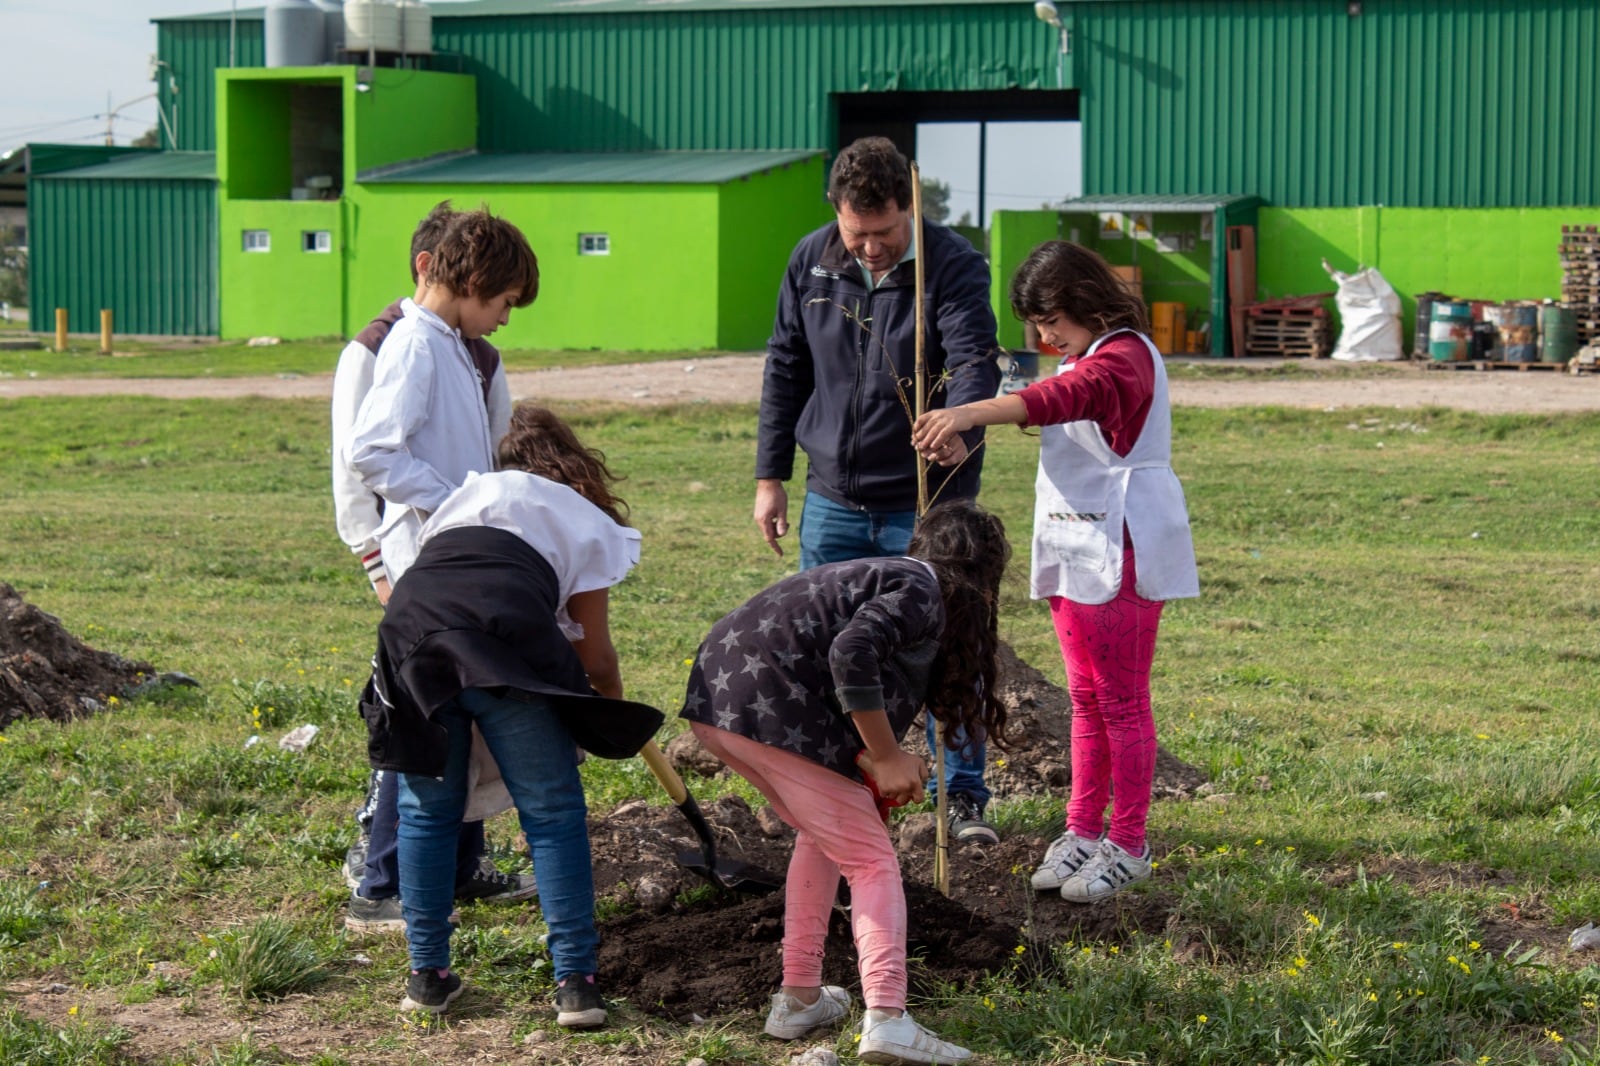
xmin=911 ymin=162 xmax=951 ymax=898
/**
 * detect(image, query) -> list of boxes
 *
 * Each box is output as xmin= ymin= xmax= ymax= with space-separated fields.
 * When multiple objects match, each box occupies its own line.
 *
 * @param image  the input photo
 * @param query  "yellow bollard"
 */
xmin=55 ymin=308 xmax=67 ymax=352
xmin=100 ymin=309 xmax=113 ymax=354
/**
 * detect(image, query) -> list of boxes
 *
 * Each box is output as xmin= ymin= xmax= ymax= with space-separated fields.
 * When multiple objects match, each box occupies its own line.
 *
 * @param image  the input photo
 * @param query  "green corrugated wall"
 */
xmin=29 ymin=177 xmax=218 ymax=336
xmin=156 ymin=1 xmax=1598 ymax=208
xmin=1075 ymin=0 xmax=1600 ymax=207
xmin=157 ymin=19 xmax=265 ymax=151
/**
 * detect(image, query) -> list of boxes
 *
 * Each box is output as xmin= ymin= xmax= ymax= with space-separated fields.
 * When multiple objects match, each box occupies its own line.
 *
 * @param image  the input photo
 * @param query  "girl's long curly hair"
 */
xmin=1009 ymin=239 xmax=1150 ymax=338
xmin=908 ymin=499 xmax=1011 ymax=754
xmin=495 ymin=404 xmax=629 ymax=525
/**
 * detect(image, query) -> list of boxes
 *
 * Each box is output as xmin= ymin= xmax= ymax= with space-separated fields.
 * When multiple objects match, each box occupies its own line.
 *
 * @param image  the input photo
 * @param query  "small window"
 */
xmin=302 ymin=230 xmax=332 ymax=253
xmin=242 ymin=229 xmax=271 ymax=253
xmin=578 ymin=233 xmax=610 ymax=256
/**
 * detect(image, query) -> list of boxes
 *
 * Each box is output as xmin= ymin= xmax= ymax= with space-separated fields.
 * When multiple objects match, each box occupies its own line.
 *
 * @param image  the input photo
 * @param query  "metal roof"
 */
xmin=157 ymin=0 xmax=1063 ymax=19
xmin=1049 ymin=194 xmax=1263 ymax=213
xmin=362 ymin=149 xmax=821 ymax=185
xmin=35 ymin=152 xmax=218 ymax=182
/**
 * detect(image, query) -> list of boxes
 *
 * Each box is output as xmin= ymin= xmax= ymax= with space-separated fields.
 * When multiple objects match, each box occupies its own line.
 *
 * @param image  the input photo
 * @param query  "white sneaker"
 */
xmin=1060 ymin=839 xmax=1152 ymax=903
xmin=858 ymin=1008 xmax=971 ymax=1065
xmin=1029 ymin=830 xmax=1102 ymax=891
xmin=763 ymin=985 xmax=850 ymax=1039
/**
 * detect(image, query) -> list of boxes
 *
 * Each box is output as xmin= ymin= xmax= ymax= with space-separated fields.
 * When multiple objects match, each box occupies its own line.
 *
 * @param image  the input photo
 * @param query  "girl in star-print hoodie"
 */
xmin=680 ymin=499 xmax=1010 ymax=1066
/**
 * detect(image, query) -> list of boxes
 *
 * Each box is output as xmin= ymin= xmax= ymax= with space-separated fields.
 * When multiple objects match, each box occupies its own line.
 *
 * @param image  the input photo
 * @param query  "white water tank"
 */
xmin=312 ymin=0 xmax=345 ymax=58
xmin=398 ymin=0 xmax=433 ymax=56
xmin=266 ymin=0 xmax=328 ymax=67
xmin=345 ymin=0 xmax=401 ymax=54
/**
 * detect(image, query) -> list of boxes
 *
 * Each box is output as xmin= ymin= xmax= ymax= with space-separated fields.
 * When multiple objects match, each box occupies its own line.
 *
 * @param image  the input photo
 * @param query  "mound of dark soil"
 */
xmin=590 ymin=641 xmax=1207 ymax=1020
xmin=0 ymin=583 xmax=155 ymax=730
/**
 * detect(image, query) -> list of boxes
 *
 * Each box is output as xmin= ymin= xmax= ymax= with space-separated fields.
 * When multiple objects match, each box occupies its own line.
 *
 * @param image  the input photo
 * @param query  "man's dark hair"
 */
xmin=407 ymin=200 xmax=455 ymax=284
xmin=427 ymin=207 xmax=540 ymax=308
xmin=826 ymin=137 xmax=913 ymax=214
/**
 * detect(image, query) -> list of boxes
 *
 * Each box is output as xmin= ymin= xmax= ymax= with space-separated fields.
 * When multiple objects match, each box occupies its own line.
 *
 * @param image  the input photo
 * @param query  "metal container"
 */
xmin=1540 ymin=304 xmax=1578 ymax=364
xmin=1427 ymin=301 xmax=1473 ymax=361
xmin=266 ymin=0 xmax=327 ymax=67
xmin=1498 ymin=302 xmax=1539 ymax=363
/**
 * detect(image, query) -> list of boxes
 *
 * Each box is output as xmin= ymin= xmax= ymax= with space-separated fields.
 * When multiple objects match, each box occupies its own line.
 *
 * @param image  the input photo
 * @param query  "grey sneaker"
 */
xmin=1060 ymin=839 xmax=1153 ymax=903
xmin=1029 ymin=830 xmax=1102 ymax=891
xmin=948 ymin=793 xmax=998 ymax=845
xmin=554 ymin=975 xmax=608 ymax=1029
xmin=400 ymin=968 xmax=463 ymax=1014
xmin=341 ymin=837 xmax=368 ymax=892
xmin=456 ymin=862 xmax=538 ymax=904
xmin=858 ymin=1008 xmax=971 ymax=1065
xmin=763 ymin=985 xmax=850 ymax=1039
xmin=345 ymin=893 xmax=405 ymax=934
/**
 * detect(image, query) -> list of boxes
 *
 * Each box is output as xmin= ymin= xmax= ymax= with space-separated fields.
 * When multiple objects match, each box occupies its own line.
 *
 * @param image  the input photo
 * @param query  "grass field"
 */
xmin=2 ymin=395 xmax=1600 ymax=1064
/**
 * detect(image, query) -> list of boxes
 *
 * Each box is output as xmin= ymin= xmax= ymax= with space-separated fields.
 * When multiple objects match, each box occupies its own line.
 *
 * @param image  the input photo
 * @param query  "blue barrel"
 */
xmin=1498 ymin=303 xmax=1539 ymax=363
xmin=1428 ymin=302 xmax=1474 ymax=361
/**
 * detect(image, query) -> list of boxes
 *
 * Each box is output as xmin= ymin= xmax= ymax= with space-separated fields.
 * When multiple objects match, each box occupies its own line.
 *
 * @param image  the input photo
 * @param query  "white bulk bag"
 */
xmin=1323 ymin=259 xmax=1403 ymax=362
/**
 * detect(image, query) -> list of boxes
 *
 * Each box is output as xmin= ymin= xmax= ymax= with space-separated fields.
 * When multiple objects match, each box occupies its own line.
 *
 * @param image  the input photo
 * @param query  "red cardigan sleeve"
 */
xmin=1015 ymin=332 xmax=1156 ymax=457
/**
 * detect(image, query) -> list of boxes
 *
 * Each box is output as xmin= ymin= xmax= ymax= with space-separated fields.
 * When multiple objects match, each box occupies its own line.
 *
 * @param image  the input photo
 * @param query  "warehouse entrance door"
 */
xmin=834 ymin=89 xmax=1080 ymax=236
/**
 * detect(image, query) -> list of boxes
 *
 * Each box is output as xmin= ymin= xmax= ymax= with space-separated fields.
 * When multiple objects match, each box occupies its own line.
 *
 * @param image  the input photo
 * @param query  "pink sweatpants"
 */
xmin=1048 ymin=544 xmax=1164 ymax=855
xmin=689 ymin=722 xmax=908 ymax=1011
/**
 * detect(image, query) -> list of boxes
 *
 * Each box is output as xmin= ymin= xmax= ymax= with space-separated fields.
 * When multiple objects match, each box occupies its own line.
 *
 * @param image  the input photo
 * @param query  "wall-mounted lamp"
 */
xmin=1033 ymin=1 xmax=1069 ymax=89
xmin=355 ymin=67 xmax=374 ymax=94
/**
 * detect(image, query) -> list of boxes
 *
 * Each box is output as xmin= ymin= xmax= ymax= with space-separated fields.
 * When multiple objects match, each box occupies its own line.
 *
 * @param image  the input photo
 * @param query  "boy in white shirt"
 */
xmin=336 ymin=206 xmax=540 ymax=931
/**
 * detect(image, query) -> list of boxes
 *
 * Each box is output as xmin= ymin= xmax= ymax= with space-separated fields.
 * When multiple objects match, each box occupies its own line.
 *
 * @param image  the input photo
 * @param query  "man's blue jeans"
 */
xmin=397 ymin=687 xmax=596 ymax=982
xmin=798 ymin=491 xmax=989 ymax=810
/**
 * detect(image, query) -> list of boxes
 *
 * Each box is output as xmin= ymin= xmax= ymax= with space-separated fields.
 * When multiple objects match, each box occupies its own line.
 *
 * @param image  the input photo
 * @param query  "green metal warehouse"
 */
xmin=25 ymin=0 xmax=1600 ymax=351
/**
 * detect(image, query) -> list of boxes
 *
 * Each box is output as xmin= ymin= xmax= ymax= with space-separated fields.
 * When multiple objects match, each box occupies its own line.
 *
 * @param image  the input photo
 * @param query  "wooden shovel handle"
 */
xmin=639 ymin=740 xmax=689 ymax=805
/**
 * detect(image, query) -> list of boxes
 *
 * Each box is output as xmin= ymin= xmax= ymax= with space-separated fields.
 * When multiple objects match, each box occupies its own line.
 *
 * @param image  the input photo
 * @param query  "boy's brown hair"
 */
xmin=826 ymin=136 xmax=913 ymax=215
xmin=496 ymin=404 xmax=629 ymax=525
xmin=427 ymin=207 xmax=540 ymax=307
xmin=1008 ymin=240 xmax=1150 ymax=337
xmin=407 ymin=200 xmax=455 ymax=284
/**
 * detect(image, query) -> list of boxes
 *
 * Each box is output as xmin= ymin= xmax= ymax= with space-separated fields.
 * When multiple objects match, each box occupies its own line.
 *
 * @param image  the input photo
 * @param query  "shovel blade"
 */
xmin=675 ymin=849 xmax=782 ymax=895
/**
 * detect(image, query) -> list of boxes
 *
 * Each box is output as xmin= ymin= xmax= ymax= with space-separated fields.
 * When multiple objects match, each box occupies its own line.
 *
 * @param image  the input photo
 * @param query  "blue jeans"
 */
xmin=397 ymin=687 xmax=596 ymax=981
xmin=798 ymin=492 xmax=916 ymax=571
xmin=357 ymin=770 xmax=484 ymax=900
xmin=798 ymin=492 xmax=988 ymax=808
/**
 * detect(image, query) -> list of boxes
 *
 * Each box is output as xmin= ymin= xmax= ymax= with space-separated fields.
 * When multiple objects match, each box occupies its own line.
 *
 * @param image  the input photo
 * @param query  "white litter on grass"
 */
xmin=243 ymin=735 xmax=261 ymax=748
xmin=1360 ymin=791 xmax=1390 ymax=803
xmin=278 ymin=724 xmax=320 ymax=753
xmin=246 ymin=336 xmax=281 ymax=347
xmin=1569 ymin=923 xmax=1600 ymax=952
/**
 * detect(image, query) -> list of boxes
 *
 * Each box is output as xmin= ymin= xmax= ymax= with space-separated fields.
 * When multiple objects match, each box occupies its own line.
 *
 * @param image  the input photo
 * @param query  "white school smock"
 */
xmin=1030 ymin=329 xmax=1199 ymax=605
xmin=348 ymin=300 xmax=496 ymax=582
xmin=419 ymin=470 xmax=642 ymax=639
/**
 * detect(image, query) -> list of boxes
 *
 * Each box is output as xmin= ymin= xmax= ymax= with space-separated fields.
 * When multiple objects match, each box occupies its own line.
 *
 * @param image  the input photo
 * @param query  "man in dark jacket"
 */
xmin=752 ymin=136 xmax=1002 ymax=843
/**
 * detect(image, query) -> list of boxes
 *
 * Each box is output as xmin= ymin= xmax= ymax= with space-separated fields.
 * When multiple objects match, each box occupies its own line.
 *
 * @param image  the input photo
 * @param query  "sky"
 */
xmin=1 ymin=1 xmax=1083 ymax=221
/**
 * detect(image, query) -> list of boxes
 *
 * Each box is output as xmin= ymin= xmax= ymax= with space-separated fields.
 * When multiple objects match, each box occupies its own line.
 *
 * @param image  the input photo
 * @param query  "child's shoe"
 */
xmin=554 ymin=974 xmax=608 ymax=1029
xmin=858 ymin=1008 xmax=971 ymax=1065
xmin=1060 ymin=839 xmax=1152 ymax=903
xmin=1028 ymin=830 xmax=1102 ymax=891
xmin=764 ymin=985 xmax=851 ymax=1039
xmin=400 ymin=967 xmax=463 ymax=1014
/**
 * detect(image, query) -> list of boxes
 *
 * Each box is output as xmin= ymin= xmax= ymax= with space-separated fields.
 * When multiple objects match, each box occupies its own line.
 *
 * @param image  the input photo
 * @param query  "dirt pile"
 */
xmin=590 ymin=643 xmax=1208 ymax=1020
xmin=0 ymin=583 xmax=156 ymax=730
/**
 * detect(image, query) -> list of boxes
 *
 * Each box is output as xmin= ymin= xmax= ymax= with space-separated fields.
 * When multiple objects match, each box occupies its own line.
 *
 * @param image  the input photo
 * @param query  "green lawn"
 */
xmin=2 ymin=396 xmax=1600 ymax=1064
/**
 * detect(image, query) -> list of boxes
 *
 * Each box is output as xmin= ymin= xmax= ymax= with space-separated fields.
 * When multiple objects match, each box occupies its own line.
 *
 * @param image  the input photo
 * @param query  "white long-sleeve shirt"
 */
xmin=349 ymin=299 xmax=498 ymax=582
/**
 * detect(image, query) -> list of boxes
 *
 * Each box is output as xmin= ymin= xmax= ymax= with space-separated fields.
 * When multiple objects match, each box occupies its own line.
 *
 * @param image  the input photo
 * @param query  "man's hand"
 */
xmin=754 ymin=479 xmax=790 ymax=556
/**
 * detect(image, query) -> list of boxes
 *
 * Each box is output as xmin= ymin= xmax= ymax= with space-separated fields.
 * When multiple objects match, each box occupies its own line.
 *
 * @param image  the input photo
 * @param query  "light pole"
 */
xmin=103 ymin=92 xmax=158 ymax=146
xmin=1034 ymin=1 xmax=1069 ymax=90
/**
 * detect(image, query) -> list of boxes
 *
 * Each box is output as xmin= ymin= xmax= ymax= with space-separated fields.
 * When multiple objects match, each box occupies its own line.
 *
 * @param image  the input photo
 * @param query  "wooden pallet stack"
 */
xmin=1242 ymin=294 xmax=1334 ymax=358
xmin=1562 ymin=226 xmax=1600 ymax=345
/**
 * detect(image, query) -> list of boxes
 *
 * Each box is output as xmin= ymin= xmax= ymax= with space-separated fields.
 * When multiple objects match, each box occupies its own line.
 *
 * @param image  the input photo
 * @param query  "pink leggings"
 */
xmin=1048 ymin=545 xmax=1164 ymax=855
xmin=689 ymin=722 xmax=907 ymax=1011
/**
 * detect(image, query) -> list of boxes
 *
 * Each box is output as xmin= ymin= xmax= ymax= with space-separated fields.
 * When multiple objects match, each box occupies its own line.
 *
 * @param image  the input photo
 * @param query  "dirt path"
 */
xmin=5 ymin=355 xmax=1600 ymax=412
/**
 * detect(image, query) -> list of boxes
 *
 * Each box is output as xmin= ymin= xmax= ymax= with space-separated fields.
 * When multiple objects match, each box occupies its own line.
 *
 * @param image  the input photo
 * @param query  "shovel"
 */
xmin=638 ymin=741 xmax=782 ymax=894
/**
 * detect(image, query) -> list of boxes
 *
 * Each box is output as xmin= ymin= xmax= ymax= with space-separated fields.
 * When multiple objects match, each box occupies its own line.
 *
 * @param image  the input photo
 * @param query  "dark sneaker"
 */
xmin=456 ymin=863 xmax=538 ymax=904
xmin=401 ymin=968 xmax=463 ymax=1014
xmin=345 ymin=894 xmax=460 ymax=934
xmin=948 ymin=793 xmax=999 ymax=845
xmin=341 ymin=837 xmax=368 ymax=892
xmin=345 ymin=893 xmax=405 ymax=934
xmin=554 ymin=975 xmax=608 ymax=1029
